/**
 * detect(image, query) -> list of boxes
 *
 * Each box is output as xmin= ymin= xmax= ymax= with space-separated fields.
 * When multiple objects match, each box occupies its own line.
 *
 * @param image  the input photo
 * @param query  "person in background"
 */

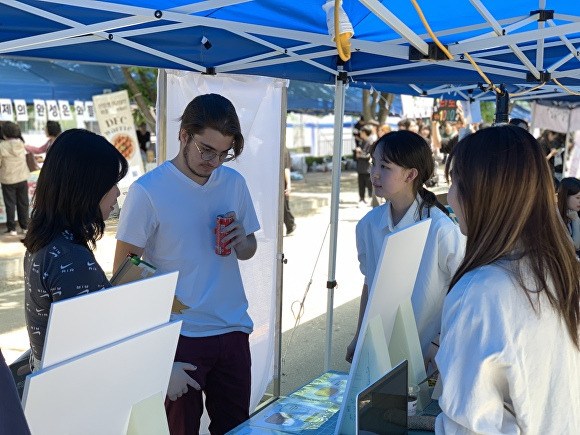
xmin=431 ymin=120 xmax=459 ymax=164
xmin=397 ymin=118 xmax=418 ymax=132
xmin=355 ymin=124 xmax=374 ymax=206
xmin=508 ymin=117 xmax=529 ymax=131
xmin=284 ymin=146 xmax=296 ymax=236
xmin=136 ymin=121 xmax=151 ymax=153
xmin=557 ymin=177 xmax=580 ymax=254
xmin=0 ymin=122 xmax=30 ymax=236
xmin=346 ymin=130 xmax=465 ymax=364
xmin=114 ymin=93 xmax=259 ymax=435
xmin=537 ymin=129 xmax=561 ymax=179
xmin=377 ymin=123 xmax=391 ymax=138
xmin=352 ymin=115 xmax=365 ymax=149
xmin=419 ymin=124 xmax=431 ymax=140
xmin=22 ymin=129 xmax=127 ymax=371
xmin=437 ymin=125 xmax=580 ymax=433
xmin=25 ymin=121 xmax=61 ymax=155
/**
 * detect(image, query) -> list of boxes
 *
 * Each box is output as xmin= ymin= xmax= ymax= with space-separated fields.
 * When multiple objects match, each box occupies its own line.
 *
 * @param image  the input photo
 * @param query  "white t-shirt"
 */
xmin=356 ymin=196 xmax=465 ymax=356
xmin=116 ymin=162 xmax=260 ymax=337
xmin=435 ymin=262 xmax=580 ymax=434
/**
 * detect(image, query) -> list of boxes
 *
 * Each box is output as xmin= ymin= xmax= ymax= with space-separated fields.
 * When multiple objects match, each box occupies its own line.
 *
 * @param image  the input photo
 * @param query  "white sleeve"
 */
xmin=435 ymin=275 xmax=519 ymax=435
xmin=116 ymin=182 xmax=157 ymax=248
xmin=355 ymin=221 xmax=369 ymax=284
xmin=237 ymin=178 xmax=260 ymax=235
xmin=570 ymin=218 xmax=580 ymax=250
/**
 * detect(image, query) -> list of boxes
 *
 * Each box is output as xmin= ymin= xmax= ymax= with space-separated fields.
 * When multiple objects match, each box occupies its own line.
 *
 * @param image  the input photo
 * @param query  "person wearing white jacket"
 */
xmin=436 ymin=125 xmax=580 ymax=434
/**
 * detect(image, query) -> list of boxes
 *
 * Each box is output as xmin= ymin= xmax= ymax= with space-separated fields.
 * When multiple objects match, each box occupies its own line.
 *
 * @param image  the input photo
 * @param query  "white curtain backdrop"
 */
xmin=533 ymin=104 xmax=580 ymax=133
xmin=162 ymin=71 xmax=285 ymax=428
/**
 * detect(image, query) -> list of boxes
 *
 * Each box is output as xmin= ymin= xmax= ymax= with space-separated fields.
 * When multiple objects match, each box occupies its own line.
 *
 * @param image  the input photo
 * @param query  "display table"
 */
xmin=230 ymin=371 xmax=438 ymax=434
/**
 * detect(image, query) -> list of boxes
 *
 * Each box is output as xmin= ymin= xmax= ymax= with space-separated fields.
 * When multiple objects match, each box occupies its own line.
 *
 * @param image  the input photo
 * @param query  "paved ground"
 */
xmin=0 ymin=168 xmax=450 ymax=397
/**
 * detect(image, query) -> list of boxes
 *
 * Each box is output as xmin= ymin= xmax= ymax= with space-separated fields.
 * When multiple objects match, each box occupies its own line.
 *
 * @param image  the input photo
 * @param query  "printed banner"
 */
xmin=58 ymin=100 xmax=73 ymax=120
xmin=74 ymin=100 xmax=86 ymax=120
xmin=45 ymin=100 xmax=60 ymax=120
xmin=93 ymin=90 xmax=143 ymax=205
xmin=432 ymin=99 xmax=462 ymax=123
xmin=33 ymin=99 xmax=47 ymax=121
xmin=401 ymin=95 xmax=434 ymax=119
xmin=13 ymin=99 xmax=28 ymax=121
xmin=84 ymin=101 xmax=96 ymax=121
xmin=0 ymin=99 xmax=14 ymax=121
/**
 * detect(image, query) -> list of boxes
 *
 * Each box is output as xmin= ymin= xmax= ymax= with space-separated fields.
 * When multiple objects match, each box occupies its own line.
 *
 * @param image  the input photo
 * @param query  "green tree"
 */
xmin=480 ymin=101 xmax=495 ymax=123
xmin=121 ymin=66 xmax=157 ymax=130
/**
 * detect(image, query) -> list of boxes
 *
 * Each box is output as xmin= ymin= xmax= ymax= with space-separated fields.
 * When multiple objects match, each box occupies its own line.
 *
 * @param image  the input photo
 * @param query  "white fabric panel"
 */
xmin=163 ymin=72 xmax=284 ymax=424
xmin=532 ymin=104 xmax=580 ymax=133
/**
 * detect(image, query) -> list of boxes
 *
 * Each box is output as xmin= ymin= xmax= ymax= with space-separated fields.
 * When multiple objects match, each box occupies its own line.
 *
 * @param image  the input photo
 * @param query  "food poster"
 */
xmin=93 ymin=90 xmax=144 ymax=208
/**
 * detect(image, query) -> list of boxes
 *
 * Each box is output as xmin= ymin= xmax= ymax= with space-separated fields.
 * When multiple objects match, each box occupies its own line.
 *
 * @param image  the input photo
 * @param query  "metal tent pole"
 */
xmin=157 ymin=68 xmax=168 ymax=164
xmin=530 ymin=100 xmax=537 ymax=133
xmin=273 ymin=86 xmax=288 ymax=397
xmin=563 ymin=107 xmax=573 ymax=177
xmin=324 ymin=68 xmax=346 ymax=370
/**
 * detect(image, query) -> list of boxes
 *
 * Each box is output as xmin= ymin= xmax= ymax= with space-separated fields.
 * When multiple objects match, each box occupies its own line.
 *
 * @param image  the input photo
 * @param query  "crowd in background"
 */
xmin=351 ymin=113 xmax=574 ymax=200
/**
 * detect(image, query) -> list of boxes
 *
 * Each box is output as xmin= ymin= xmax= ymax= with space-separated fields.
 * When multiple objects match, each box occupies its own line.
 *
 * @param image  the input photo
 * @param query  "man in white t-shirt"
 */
xmin=113 ymin=94 xmax=260 ymax=435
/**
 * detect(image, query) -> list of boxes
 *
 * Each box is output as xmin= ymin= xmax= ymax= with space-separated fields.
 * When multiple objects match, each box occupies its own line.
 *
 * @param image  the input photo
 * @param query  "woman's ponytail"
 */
xmin=418 ymin=186 xmax=449 ymax=219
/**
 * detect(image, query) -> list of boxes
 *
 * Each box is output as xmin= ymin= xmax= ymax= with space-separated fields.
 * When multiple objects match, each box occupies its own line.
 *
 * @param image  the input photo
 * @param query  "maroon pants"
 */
xmin=165 ymin=332 xmax=251 ymax=435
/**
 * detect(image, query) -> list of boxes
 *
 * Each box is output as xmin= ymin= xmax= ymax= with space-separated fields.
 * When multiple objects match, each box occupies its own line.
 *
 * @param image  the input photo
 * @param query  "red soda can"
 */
xmin=215 ymin=214 xmax=234 ymax=256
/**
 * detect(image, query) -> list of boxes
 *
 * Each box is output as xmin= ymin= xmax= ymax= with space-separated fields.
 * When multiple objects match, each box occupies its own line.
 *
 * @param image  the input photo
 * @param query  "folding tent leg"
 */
xmin=324 ymin=69 xmax=346 ymax=370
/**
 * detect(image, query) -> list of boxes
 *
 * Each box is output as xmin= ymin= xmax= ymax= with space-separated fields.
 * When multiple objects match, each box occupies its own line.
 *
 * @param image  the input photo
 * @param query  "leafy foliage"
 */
xmin=121 ymin=66 xmax=157 ymax=130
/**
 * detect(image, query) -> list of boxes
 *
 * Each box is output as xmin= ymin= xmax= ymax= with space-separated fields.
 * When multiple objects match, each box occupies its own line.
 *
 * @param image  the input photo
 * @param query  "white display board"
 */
xmin=42 ymin=271 xmax=179 ymax=369
xmin=335 ymin=219 xmax=431 ymax=435
xmin=23 ymin=321 xmax=181 ymax=435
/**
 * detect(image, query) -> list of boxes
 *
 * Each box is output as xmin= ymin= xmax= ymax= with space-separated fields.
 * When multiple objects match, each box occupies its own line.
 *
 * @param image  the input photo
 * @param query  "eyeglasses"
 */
xmin=190 ymin=135 xmax=235 ymax=162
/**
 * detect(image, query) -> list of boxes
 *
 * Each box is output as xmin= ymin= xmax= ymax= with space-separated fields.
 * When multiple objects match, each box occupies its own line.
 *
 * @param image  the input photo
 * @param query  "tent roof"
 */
xmin=0 ymin=57 xmax=125 ymax=101
xmin=1 ymin=1 xmax=579 ymax=104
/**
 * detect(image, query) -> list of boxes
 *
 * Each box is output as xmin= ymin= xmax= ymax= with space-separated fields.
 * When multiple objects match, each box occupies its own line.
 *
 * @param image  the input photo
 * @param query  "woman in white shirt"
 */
xmin=436 ymin=125 xmax=580 ymax=434
xmin=346 ymin=130 xmax=465 ymax=363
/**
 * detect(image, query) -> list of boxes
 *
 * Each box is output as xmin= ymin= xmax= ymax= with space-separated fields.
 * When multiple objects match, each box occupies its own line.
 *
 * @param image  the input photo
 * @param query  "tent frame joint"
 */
xmin=326 ymin=280 xmax=337 ymax=290
xmin=530 ymin=9 xmax=554 ymax=22
xmin=203 ymin=67 xmax=216 ymax=75
xmin=526 ymin=71 xmax=551 ymax=82
xmin=408 ymin=43 xmax=449 ymax=62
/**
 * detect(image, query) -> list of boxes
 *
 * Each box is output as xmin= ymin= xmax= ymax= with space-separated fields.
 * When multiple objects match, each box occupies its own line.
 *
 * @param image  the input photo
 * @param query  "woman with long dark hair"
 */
xmin=346 ymin=130 xmax=465 ymax=364
xmin=22 ymin=129 xmax=128 ymax=371
xmin=437 ymin=125 xmax=580 ymax=432
xmin=557 ymin=177 xmax=580 ymax=253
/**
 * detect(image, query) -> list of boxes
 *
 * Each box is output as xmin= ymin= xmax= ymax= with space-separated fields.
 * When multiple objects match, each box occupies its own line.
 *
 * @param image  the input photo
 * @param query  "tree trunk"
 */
xmin=362 ymin=89 xmax=372 ymax=121
xmin=377 ymin=92 xmax=394 ymax=124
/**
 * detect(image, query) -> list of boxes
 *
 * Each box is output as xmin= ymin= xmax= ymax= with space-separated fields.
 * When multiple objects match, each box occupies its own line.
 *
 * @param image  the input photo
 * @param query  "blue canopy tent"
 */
xmin=1 ymin=1 xmax=579 ymax=94
xmin=0 ymin=57 xmax=125 ymax=101
xmin=2 ymin=0 xmax=579 ymax=398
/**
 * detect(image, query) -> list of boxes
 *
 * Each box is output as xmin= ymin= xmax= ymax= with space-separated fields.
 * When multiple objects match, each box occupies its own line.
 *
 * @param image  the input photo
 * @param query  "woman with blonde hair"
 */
xmin=437 ymin=125 xmax=580 ymax=433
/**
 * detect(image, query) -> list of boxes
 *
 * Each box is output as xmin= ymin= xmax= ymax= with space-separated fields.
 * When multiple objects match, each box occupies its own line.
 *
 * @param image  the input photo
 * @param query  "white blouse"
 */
xmin=435 ymin=262 xmax=580 ymax=434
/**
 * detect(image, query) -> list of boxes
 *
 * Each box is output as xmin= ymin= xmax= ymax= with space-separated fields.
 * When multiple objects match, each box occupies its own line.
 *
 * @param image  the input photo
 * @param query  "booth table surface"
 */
xmin=229 ymin=371 xmax=436 ymax=434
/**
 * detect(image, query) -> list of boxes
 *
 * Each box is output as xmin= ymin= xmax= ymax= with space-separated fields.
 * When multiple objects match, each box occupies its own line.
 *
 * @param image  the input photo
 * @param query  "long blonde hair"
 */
xmin=446 ymin=125 xmax=580 ymax=348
